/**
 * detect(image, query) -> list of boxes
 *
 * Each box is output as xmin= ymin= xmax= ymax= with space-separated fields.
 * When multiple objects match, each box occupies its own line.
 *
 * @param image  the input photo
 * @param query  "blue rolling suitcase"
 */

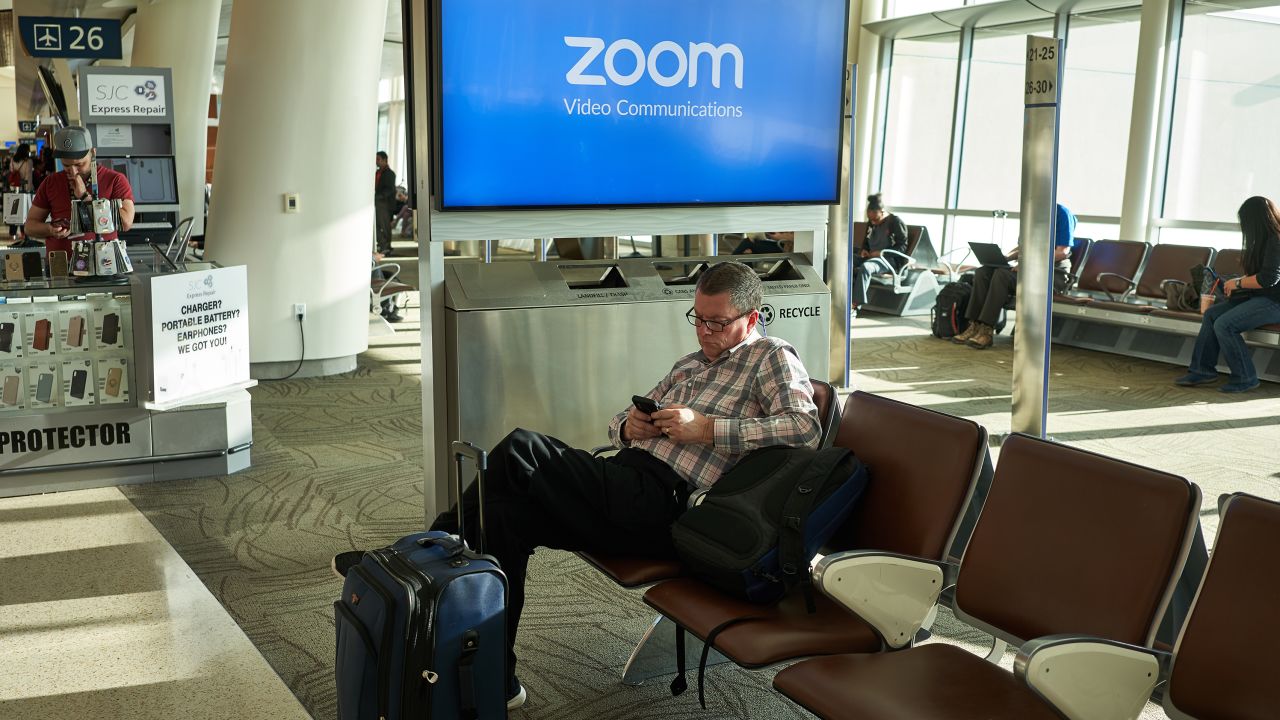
xmin=335 ymin=441 xmax=508 ymax=720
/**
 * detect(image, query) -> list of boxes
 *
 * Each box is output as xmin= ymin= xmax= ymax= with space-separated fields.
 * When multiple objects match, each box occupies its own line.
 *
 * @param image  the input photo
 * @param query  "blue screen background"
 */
xmin=437 ymin=0 xmax=848 ymax=209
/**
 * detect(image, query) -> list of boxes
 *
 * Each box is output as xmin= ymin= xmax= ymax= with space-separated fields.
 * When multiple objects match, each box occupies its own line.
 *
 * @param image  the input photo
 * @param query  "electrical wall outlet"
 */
xmin=283 ymin=193 xmax=301 ymax=213
xmin=293 ymin=303 xmax=306 ymax=320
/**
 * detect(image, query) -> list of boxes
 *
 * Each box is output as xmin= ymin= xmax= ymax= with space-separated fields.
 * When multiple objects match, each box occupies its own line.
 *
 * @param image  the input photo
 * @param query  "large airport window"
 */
xmin=880 ymin=36 xmax=959 ymax=208
xmin=952 ymin=214 xmax=1015 ymax=254
xmin=884 ymin=1 xmax=1000 ymax=18
xmin=957 ymin=31 xmax=1030 ymax=213
xmin=1059 ymin=15 xmax=1140 ymax=219
xmin=1164 ymin=7 xmax=1280 ymax=229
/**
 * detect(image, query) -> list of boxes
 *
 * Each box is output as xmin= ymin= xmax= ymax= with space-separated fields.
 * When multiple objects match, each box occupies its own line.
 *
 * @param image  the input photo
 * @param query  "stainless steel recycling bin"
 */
xmin=443 ymin=255 xmax=830 ymax=454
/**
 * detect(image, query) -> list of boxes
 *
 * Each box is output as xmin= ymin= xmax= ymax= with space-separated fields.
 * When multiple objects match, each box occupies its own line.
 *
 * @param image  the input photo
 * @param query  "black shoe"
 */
xmin=331 ymin=550 xmax=365 ymax=579
xmin=383 ymin=312 xmax=404 ymax=323
xmin=507 ymin=675 xmax=527 ymax=710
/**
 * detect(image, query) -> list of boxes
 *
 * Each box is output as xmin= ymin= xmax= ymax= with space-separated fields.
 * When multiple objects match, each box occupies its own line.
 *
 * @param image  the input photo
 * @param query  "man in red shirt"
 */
xmin=24 ymin=126 xmax=135 ymax=262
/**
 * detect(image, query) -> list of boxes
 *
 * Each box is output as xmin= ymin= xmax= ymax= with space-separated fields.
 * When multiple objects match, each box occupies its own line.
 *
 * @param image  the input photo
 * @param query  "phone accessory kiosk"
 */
xmin=0 ymin=263 xmax=253 ymax=498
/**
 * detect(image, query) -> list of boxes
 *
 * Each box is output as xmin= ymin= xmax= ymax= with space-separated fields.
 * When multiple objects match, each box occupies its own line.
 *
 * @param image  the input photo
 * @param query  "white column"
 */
xmin=130 ymin=0 xmax=220 ymax=238
xmin=850 ymin=1 xmax=887 ymax=221
xmin=1118 ymin=0 xmax=1172 ymax=242
xmin=206 ymin=0 xmax=389 ymax=376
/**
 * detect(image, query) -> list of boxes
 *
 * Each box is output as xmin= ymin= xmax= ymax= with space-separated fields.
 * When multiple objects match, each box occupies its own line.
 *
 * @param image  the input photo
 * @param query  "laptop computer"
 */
xmin=968 ymin=242 xmax=1012 ymax=268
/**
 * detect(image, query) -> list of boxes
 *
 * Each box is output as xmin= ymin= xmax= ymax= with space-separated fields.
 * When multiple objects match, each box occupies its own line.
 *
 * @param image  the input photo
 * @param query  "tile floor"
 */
xmin=0 ymin=486 xmax=310 ymax=719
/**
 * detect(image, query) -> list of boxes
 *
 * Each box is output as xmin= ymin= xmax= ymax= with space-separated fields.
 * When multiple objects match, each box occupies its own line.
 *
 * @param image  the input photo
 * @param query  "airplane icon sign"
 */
xmin=20 ymin=17 xmax=123 ymax=59
xmin=33 ymin=24 xmax=60 ymax=51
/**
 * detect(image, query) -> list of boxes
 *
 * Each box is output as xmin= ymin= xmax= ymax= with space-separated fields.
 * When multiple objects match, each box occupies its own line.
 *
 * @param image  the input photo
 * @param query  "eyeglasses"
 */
xmin=686 ymin=308 xmax=752 ymax=333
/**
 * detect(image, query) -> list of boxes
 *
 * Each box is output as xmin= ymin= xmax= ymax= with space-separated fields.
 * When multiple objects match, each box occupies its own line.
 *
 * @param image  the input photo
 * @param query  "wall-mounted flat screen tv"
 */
xmin=431 ymin=0 xmax=850 ymax=211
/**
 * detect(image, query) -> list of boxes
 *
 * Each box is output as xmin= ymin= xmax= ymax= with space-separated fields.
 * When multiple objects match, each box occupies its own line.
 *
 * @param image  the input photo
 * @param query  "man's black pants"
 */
xmin=374 ymin=199 xmax=394 ymax=254
xmin=430 ymin=428 xmax=689 ymax=676
xmin=966 ymin=266 xmax=1016 ymax=326
xmin=966 ymin=266 xmax=1070 ymax=326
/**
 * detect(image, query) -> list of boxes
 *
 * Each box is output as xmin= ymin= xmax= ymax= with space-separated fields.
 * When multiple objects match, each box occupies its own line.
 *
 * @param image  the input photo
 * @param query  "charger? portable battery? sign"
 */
xmin=149 ymin=266 xmax=250 ymax=408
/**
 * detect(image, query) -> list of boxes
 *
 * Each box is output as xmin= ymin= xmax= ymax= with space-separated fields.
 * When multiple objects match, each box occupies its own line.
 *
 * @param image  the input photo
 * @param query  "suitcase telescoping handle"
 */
xmin=450 ymin=440 xmax=487 ymax=554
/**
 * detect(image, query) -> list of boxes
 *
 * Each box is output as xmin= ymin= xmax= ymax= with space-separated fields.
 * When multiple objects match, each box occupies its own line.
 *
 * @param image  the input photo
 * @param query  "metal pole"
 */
xmin=538 ymin=238 xmax=548 ymax=262
xmin=1011 ymin=35 xmax=1064 ymax=438
xmin=483 ymin=239 xmax=493 ymax=263
xmin=842 ymin=63 xmax=858 ymax=389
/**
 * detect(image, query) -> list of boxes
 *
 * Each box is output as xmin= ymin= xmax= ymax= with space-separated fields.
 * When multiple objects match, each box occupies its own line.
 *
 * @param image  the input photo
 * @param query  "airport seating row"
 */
xmin=577 ymin=390 xmax=1276 ymax=719
xmin=1049 ymin=239 xmax=1280 ymax=382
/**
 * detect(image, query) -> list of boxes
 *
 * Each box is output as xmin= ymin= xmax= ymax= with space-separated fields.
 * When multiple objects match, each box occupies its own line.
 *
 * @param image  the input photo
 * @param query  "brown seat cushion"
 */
xmin=372 ymin=280 xmax=415 ymax=296
xmin=577 ymin=553 xmax=681 ymax=588
xmin=1259 ymin=323 xmax=1280 ymax=333
xmin=1167 ymin=495 xmax=1280 ymax=719
xmin=1085 ymin=299 xmax=1156 ymax=314
xmin=955 ymin=434 xmax=1196 ymax=647
xmin=1213 ymin=248 xmax=1244 ymax=277
xmin=1134 ymin=245 xmax=1213 ymax=299
xmin=1148 ymin=308 xmax=1203 ymax=323
xmin=644 ymin=577 xmax=880 ymax=667
xmin=773 ymin=644 xmax=1061 ymax=720
xmin=1075 ymin=240 xmax=1148 ymax=294
xmin=1053 ymin=294 xmax=1092 ymax=306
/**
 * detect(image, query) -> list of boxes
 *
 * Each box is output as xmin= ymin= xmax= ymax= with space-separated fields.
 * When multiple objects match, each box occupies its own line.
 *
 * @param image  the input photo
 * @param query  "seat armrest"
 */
xmin=688 ymin=487 xmax=708 ymax=508
xmin=590 ymin=444 xmax=616 ymax=457
xmin=937 ymin=247 xmax=973 ymax=281
xmin=372 ymin=262 xmax=403 ymax=288
xmin=1095 ymin=272 xmax=1137 ymax=301
xmin=812 ymin=551 xmax=954 ymax=649
xmin=880 ymin=248 xmax=914 ymax=273
xmin=1015 ymin=635 xmax=1169 ymax=720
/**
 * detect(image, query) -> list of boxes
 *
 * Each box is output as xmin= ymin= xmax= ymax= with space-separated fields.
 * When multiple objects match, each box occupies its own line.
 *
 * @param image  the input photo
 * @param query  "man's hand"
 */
xmin=622 ymin=406 xmax=662 ymax=442
xmin=859 ymin=248 xmax=870 ymax=258
xmin=652 ymin=404 xmax=714 ymax=444
xmin=69 ymin=171 xmax=87 ymax=201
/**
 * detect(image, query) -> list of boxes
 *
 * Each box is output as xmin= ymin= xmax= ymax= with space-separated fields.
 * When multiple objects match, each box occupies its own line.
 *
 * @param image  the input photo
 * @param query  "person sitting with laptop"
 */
xmin=953 ymin=203 xmax=1076 ymax=349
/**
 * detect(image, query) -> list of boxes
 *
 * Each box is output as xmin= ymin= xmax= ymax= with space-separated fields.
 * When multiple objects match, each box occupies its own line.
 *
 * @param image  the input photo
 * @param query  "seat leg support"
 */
xmin=984 ymin=637 xmax=1008 ymax=663
xmin=619 ymin=615 xmax=730 ymax=686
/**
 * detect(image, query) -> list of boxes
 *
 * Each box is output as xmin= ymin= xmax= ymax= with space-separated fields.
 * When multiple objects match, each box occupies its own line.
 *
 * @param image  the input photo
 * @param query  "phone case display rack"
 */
xmin=0 ymin=272 xmax=251 ymax=497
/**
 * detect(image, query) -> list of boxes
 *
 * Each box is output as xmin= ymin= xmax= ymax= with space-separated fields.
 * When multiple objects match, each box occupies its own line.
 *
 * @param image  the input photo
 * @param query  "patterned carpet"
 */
xmin=121 ymin=279 xmax=1280 ymax=720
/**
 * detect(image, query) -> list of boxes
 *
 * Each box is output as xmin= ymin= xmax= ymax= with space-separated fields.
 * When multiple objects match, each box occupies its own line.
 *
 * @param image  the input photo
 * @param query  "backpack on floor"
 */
xmin=671 ymin=445 xmax=869 ymax=606
xmin=931 ymin=279 xmax=973 ymax=338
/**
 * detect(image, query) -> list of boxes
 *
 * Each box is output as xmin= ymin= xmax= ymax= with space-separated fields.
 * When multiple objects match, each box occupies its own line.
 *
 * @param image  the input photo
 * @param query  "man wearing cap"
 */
xmin=24 ymin=126 xmax=135 ymax=262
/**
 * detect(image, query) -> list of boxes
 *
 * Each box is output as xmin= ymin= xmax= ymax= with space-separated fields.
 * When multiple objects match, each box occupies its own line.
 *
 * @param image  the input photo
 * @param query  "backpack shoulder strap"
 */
xmin=777 ymin=448 xmax=852 ymax=589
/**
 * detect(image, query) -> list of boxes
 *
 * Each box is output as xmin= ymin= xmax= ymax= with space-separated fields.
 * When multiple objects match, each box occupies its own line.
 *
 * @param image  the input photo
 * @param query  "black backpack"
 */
xmin=931 ymin=279 xmax=974 ymax=338
xmin=668 ymin=446 xmax=869 ymax=706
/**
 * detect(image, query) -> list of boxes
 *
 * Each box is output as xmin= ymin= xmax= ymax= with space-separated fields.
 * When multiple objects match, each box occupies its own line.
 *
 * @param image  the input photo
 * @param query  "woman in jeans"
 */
xmin=1175 ymin=195 xmax=1280 ymax=393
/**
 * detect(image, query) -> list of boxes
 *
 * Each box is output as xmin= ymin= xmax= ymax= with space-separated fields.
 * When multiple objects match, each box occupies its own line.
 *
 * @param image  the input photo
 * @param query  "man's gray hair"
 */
xmin=696 ymin=261 xmax=762 ymax=315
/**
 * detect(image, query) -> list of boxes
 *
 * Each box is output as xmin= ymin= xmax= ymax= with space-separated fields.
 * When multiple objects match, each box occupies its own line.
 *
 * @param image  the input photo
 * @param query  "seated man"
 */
xmin=954 ymin=203 xmax=1077 ymax=349
xmin=851 ymin=194 xmax=909 ymax=314
xmin=333 ymin=261 xmax=821 ymax=710
xmin=731 ymin=231 xmax=792 ymax=255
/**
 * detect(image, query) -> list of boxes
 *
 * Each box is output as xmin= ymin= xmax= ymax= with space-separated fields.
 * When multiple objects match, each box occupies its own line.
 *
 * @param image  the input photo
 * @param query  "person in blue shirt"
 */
xmin=953 ymin=204 xmax=1077 ymax=349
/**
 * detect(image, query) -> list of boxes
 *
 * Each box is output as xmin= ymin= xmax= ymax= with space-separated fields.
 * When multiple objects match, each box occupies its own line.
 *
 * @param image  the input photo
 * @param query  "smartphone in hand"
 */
xmin=631 ymin=395 xmax=663 ymax=416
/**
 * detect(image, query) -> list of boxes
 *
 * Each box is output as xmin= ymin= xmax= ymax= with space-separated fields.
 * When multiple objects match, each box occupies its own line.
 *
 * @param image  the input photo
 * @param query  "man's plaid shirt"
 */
xmin=607 ymin=332 xmax=820 ymax=490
